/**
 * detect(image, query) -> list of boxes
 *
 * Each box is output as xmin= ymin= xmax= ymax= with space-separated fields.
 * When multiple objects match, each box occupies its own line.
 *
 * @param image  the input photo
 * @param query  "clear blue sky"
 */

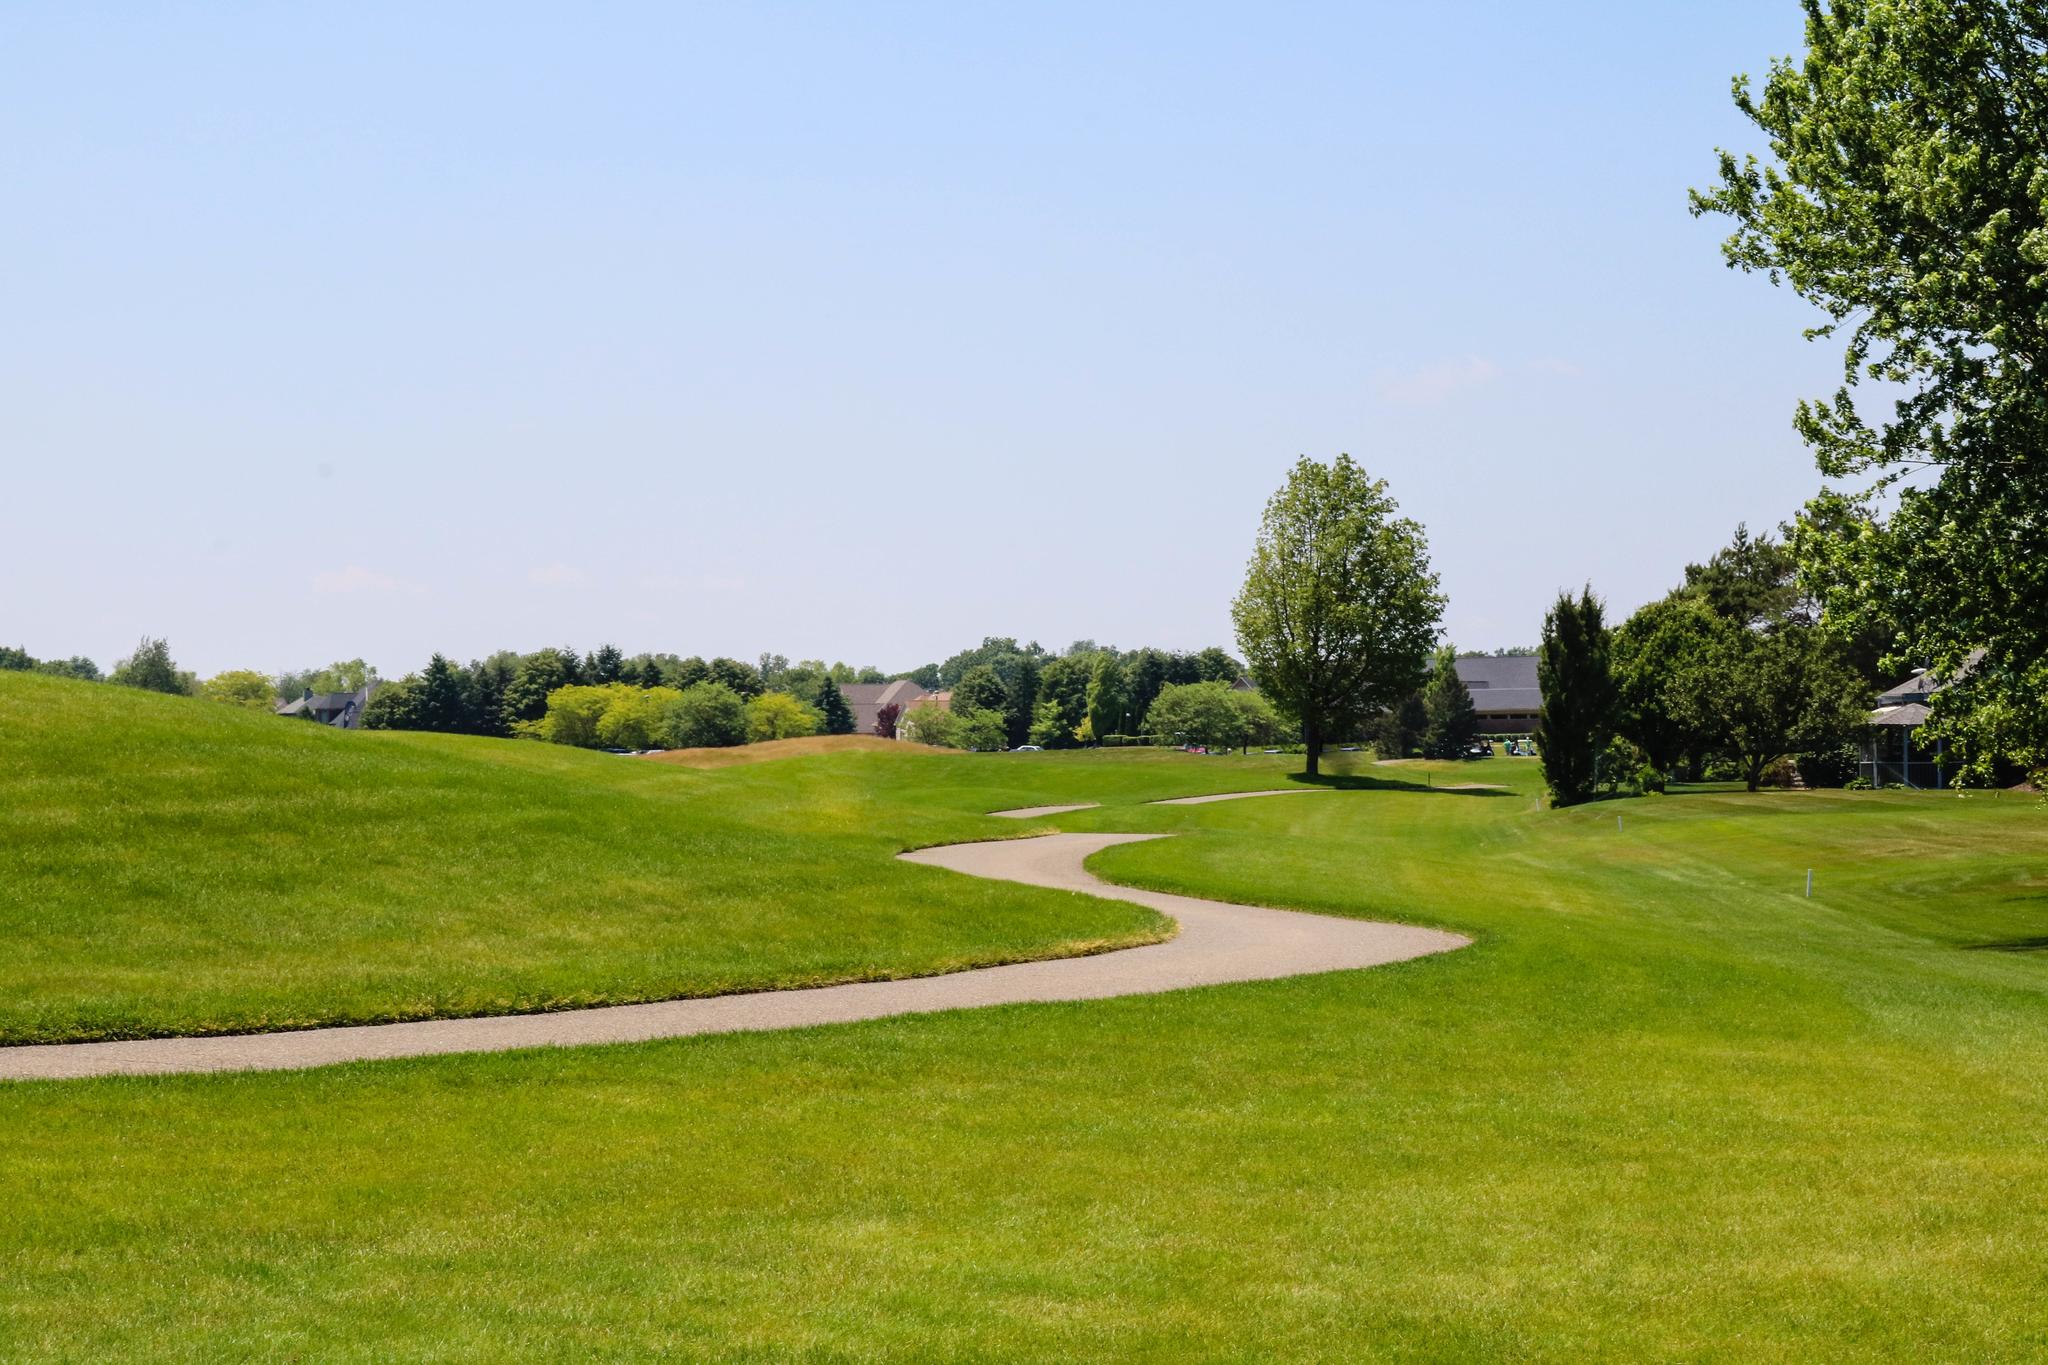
xmin=2 ymin=2 xmax=1830 ymax=678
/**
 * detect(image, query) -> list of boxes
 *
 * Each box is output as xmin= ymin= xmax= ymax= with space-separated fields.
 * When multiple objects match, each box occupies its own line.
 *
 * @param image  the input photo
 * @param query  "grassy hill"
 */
xmin=0 ymin=672 xmax=1207 ymax=1043
xmin=5 ymin=672 xmax=2048 ymax=1357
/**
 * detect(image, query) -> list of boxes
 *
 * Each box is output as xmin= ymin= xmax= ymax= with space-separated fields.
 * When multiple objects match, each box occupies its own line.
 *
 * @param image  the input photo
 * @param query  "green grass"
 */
xmin=5 ymin=675 xmax=2048 ymax=1358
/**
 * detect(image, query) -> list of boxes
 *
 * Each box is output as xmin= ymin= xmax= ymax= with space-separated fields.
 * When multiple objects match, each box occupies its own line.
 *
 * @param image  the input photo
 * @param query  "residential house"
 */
xmin=277 ymin=682 xmax=380 ymax=730
xmin=1860 ymin=655 xmax=1980 ymax=789
xmin=837 ymin=679 xmax=932 ymax=737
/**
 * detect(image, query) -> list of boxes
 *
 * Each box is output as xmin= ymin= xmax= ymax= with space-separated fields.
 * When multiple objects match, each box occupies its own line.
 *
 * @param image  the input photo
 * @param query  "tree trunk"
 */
xmin=1304 ymin=718 xmax=1322 ymax=777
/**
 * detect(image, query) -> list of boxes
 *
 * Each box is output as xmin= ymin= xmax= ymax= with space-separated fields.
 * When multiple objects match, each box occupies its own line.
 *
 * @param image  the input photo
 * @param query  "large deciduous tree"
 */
xmin=1675 ymin=617 xmax=1869 ymax=791
xmin=665 ymin=682 xmax=748 ymax=748
xmin=1693 ymin=0 xmax=2048 ymax=776
xmin=1231 ymin=455 xmax=1444 ymax=776
xmin=1534 ymin=588 xmax=1617 ymax=807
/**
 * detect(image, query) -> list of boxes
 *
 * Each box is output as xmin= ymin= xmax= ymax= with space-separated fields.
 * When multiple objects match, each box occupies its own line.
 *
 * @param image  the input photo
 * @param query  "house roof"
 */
xmin=1453 ymin=655 xmax=1542 ymax=714
xmin=1870 ymin=702 xmax=1931 ymax=728
xmin=837 ymin=679 xmax=928 ymax=734
xmin=1874 ymin=649 xmax=1984 ymax=707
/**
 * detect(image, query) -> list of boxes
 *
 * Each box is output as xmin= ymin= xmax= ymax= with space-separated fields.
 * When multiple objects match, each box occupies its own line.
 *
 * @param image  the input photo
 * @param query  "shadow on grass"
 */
xmin=1962 ymin=936 xmax=2048 ymax=954
xmin=1279 ymin=770 xmax=1517 ymax=797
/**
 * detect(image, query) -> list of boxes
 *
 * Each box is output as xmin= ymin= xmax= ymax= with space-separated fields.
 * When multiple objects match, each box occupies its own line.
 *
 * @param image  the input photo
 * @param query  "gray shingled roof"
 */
xmin=1453 ymin=655 xmax=1542 ymax=714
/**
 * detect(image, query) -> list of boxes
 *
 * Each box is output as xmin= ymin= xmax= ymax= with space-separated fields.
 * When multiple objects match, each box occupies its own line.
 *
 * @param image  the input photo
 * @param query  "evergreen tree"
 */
xmin=814 ymin=676 xmax=856 ymax=735
xmin=413 ymin=654 xmax=471 ymax=733
xmin=1370 ymin=693 xmax=1427 ymax=759
xmin=588 ymin=644 xmax=624 ymax=685
xmin=1534 ymin=587 xmax=1617 ymax=807
xmin=1420 ymin=649 xmax=1481 ymax=758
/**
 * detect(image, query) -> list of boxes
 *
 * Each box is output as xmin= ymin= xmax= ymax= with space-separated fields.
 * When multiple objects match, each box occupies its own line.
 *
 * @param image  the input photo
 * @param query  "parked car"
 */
xmin=1013 ymin=745 xmax=1044 ymax=752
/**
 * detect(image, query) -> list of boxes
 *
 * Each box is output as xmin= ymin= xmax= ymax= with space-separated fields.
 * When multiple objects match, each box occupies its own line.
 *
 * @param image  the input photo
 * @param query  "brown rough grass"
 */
xmin=642 ymin=734 xmax=947 ymax=769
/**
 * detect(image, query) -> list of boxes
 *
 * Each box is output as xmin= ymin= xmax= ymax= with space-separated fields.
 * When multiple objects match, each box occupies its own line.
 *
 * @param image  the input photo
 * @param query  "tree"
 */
xmin=531 ymin=684 xmax=612 ymax=747
xmin=503 ymin=648 xmax=578 ymax=723
xmin=708 ymin=657 xmax=764 ymax=700
xmin=1033 ymin=654 xmax=1094 ymax=748
xmin=596 ymin=685 xmax=680 ymax=749
xmin=900 ymin=703 xmax=958 ymax=747
xmin=409 ymin=655 xmax=471 ymax=733
xmin=1420 ymin=648 xmax=1480 ymax=758
xmin=873 ymin=701 xmax=903 ymax=740
xmin=664 ymin=656 xmax=711 ymax=690
xmin=1144 ymin=681 xmax=1248 ymax=750
xmin=465 ymin=653 xmax=519 ymax=738
xmin=360 ymin=679 xmax=420 ymax=730
xmin=664 ymin=682 xmax=749 ymax=748
xmin=1679 ymin=523 xmax=1806 ymax=630
xmin=953 ymin=708 xmax=1009 ymax=752
xmin=1227 ymin=688 xmax=1281 ymax=751
xmin=201 ymin=670 xmax=275 ymax=710
xmin=993 ymin=653 xmax=1040 ymax=749
xmin=277 ymin=658 xmax=377 ymax=699
xmin=1085 ymin=653 xmax=1127 ymax=742
xmin=1370 ymin=692 xmax=1428 ymax=759
xmin=1376 ymin=695 xmax=1425 ymax=757
xmin=814 ymin=678 xmax=856 ymax=735
xmin=0 ymin=647 xmax=33 ymax=671
xmin=588 ymin=644 xmax=625 ymax=685
xmin=1674 ymin=619 xmax=1869 ymax=792
xmin=1693 ymin=0 xmax=2048 ymax=777
xmin=37 ymin=656 xmax=102 ymax=681
xmin=952 ymin=665 xmax=1008 ymax=717
xmin=109 ymin=638 xmax=192 ymax=695
xmin=1534 ymin=588 xmax=1617 ymax=807
xmin=1232 ymin=455 xmax=1445 ymax=776
xmin=1120 ymin=649 xmax=1169 ymax=729
xmin=1192 ymin=646 xmax=1243 ymax=684
xmin=746 ymin=691 xmax=820 ymax=742
xmin=1611 ymin=596 xmax=1720 ymax=774
xmin=1027 ymin=699 xmax=1070 ymax=748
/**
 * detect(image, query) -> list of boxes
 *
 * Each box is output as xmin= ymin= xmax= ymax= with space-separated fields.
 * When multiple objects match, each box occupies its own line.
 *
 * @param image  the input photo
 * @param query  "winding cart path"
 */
xmin=0 ymin=832 xmax=1465 ymax=1081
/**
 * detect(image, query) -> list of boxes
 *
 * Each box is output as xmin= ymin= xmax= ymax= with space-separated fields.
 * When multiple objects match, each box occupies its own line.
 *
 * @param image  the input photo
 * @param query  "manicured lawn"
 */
xmin=0 ymin=673 xmax=1348 ymax=1044
xmin=5 ymin=674 xmax=2047 ymax=1358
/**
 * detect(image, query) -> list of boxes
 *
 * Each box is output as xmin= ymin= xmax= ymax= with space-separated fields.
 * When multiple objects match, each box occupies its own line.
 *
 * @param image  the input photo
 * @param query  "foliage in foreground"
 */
xmin=1695 ymin=0 xmax=2048 ymax=778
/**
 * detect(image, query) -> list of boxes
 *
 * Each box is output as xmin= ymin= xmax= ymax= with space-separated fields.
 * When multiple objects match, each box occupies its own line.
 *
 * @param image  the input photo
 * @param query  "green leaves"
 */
xmin=1231 ymin=455 xmax=1445 ymax=774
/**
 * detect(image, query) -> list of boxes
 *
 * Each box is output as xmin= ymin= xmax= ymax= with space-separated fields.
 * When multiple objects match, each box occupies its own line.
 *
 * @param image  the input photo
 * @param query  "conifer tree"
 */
xmin=1421 ymin=649 xmax=1480 ymax=758
xmin=814 ymin=676 xmax=856 ymax=735
xmin=1534 ymin=587 xmax=1617 ymax=806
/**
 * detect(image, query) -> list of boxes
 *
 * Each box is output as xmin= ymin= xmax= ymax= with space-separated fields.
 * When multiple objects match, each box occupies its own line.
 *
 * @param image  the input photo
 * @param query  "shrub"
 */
xmin=953 ymin=707 xmax=1009 ymax=752
xmin=665 ymin=682 xmax=748 ymax=748
xmin=595 ymin=686 xmax=680 ymax=750
xmin=900 ymin=704 xmax=958 ymax=747
xmin=1636 ymin=763 xmax=1667 ymax=794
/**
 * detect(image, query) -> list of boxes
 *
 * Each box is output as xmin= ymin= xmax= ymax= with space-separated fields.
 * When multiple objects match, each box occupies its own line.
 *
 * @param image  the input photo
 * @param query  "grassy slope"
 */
xmin=2 ymin=673 xmax=1302 ymax=1042
xmin=6 ymin=688 xmax=2048 ymax=1358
